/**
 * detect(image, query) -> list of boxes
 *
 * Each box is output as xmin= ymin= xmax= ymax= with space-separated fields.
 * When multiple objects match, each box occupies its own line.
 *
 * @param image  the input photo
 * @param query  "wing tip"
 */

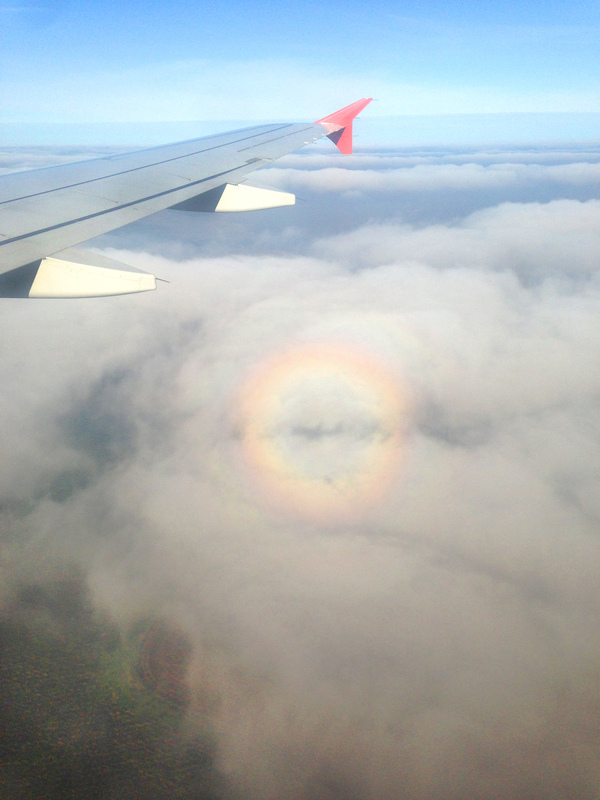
xmin=315 ymin=98 xmax=373 ymax=126
xmin=315 ymin=98 xmax=373 ymax=155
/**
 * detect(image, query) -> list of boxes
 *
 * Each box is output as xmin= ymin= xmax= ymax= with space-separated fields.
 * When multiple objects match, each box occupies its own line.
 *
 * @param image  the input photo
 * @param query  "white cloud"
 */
xmin=2 ymin=145 xmax=600 ymax=798
xmin=265 ymin=158 xmax=600 ymax=195
xmin=310 ymin=198 xmax=600 ymax=284
xmin=0 ymin=145 xmax=125 ymax=174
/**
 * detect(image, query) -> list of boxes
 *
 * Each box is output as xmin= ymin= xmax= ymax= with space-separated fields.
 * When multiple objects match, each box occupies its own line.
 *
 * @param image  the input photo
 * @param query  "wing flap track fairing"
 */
xmin=0 ymin=248 xmax=156 ymax=298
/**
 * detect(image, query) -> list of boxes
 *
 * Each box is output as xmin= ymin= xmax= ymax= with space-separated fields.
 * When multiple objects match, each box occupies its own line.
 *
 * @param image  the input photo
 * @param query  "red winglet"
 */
xmin=315 ymin=98 xmax=373 ymax=154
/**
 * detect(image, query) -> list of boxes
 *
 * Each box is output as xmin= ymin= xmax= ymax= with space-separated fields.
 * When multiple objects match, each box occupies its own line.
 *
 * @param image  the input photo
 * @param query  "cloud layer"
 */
xmin=1 ymin=144 xmax=600 ymax=799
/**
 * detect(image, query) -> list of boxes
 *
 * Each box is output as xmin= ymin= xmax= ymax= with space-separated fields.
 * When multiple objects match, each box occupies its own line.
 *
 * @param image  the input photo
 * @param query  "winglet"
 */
xmin=315 ymin=98 xmax=373 ymax=154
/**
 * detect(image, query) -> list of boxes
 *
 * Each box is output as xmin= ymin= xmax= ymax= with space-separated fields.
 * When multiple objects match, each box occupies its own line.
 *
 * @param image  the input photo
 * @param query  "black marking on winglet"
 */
xmin=326 ymin=128 xmax=345 ymax=146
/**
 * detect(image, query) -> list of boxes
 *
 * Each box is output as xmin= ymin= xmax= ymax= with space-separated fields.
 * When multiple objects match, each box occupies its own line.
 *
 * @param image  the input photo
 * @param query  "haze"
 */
xmin=1 ymin=138 xmax=600 ymax=798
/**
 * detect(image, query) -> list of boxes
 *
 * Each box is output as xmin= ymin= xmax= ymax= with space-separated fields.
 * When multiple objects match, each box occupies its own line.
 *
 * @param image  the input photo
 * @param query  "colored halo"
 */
xmin=235 ymin=343 xmax=410 ymax=523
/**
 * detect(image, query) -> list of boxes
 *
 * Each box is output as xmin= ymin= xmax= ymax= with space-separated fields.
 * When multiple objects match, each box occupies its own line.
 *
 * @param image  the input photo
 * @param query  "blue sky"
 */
xmin=1 ymin=0 xmax=599 ymax=140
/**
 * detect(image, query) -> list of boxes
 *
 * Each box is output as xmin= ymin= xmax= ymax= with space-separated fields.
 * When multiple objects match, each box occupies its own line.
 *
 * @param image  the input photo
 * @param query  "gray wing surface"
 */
xmin=0 ymin=99 xmax=371 ymax=297
xmin=0 ymin=124 xmax=322 ymax=273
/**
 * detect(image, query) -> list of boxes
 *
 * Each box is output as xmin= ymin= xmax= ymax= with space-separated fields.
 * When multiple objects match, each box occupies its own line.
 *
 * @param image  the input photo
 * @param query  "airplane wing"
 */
xmin=0 ymin=98 xmax=372 ymax=298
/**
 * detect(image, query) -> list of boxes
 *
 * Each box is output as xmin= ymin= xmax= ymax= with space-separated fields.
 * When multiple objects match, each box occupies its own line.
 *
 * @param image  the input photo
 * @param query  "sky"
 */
xmin=2 ymin=139 xmax=600 ymax=797
xmin=2 ymin=1 xmax=600 ymax=797
xmin=1 ymin=0 xmax=600 ymax=142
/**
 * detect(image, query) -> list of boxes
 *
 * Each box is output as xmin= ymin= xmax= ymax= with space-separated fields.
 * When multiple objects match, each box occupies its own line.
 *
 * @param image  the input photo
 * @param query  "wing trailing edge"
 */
xmin=316 ymin=98 xmax=373 ymax=154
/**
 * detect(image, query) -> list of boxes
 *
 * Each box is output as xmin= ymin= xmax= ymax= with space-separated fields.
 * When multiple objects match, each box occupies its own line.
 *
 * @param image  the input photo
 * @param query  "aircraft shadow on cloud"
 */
xmin=0 ymin=99 xmax=372 ymax=299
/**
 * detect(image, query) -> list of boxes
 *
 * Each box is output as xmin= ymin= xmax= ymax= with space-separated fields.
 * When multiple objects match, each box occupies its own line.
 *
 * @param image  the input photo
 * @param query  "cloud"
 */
xmin=1 ymin=143 xmax=600 ymax=798
xmin=0 ymin=145 xmax=125 ymax=174
xmin=312 ymin=198 xmax=600 ymax=281
xmin=281 ymin=146 xmax=600 ymax=170
xmin=266 ymin=154 xmax=600 ymax=195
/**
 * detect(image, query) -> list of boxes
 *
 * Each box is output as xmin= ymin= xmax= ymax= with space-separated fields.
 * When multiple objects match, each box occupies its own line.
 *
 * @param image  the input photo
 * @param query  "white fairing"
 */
xmin=215 ymin=183 xmax=295 ymax=212
xmin=29 ymin=249 xmax=156 ymax=298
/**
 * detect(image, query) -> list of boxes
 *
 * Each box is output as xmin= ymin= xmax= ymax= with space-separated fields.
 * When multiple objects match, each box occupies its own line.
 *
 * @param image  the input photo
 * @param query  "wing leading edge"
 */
xmin=0 ymin=98 xmax=372 ymax=298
